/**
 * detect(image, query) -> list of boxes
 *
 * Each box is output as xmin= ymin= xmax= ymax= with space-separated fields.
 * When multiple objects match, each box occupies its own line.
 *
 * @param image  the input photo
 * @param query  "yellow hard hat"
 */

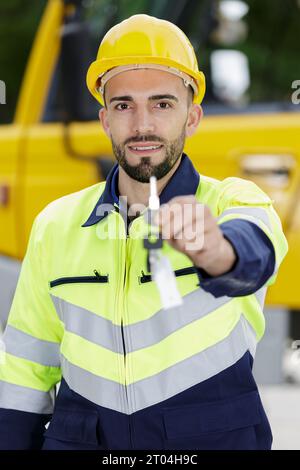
xmin=86 ymin=14 xmax=206 ymax=106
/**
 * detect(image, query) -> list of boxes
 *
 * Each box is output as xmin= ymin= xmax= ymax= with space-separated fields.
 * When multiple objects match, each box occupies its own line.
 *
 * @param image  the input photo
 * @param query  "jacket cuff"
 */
xmin=195 ymin=219 xmax=275 ymax=298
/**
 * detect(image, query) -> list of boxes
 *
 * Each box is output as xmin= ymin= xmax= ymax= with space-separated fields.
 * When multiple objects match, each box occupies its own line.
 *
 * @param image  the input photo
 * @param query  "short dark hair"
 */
xmin=187 ymin=85 xmax=194 ymax=106
xmin=103 ymin=89 xmax=107 ymax=108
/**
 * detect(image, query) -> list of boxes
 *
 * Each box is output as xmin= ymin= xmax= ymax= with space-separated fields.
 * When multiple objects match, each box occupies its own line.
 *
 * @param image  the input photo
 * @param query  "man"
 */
xmin=0 ymin=14 xmax=288 ymax=450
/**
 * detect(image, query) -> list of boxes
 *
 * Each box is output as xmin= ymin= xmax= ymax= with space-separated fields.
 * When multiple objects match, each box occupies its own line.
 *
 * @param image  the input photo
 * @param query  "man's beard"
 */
xmin=111 ymin=126 xmax=186 ymax=183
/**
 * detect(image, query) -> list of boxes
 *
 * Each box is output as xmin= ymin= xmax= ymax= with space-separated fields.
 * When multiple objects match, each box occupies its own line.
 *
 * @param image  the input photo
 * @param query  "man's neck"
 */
xmin=118 ymin=156 xmax=182 ymax=209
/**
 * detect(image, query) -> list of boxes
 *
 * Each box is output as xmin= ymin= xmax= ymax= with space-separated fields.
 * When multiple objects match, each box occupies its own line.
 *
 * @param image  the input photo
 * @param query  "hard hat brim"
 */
xmin=87 ymin=56 xmax=206 ymax=106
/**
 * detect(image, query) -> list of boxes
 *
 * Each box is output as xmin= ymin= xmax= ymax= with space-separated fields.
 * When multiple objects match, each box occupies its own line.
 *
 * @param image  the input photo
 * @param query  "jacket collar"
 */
xmin=82 ymin=152 xmax=200 ymax=227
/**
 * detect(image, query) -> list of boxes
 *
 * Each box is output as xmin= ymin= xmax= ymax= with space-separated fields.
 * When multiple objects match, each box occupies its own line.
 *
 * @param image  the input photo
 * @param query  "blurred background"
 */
xmin=0 ymin=0 xmax=300 ymax=449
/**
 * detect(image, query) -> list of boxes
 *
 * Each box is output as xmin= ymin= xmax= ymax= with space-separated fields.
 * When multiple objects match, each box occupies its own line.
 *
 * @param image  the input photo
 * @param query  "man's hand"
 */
xmin=156 ymin=195 xmax=237 ymax=277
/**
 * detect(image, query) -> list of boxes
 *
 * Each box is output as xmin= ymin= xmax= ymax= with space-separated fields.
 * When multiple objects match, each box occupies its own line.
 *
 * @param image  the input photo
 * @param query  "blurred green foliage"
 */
xmin=0 ymin=0 xmax=47 ymax=122
xmin=243 ymin=0 xmax=300 ymax=102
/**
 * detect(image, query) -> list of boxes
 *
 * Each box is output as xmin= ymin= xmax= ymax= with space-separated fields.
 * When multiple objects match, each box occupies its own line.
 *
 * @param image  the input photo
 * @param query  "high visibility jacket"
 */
xmin=0 ymin=154 xmax=288 ymax=450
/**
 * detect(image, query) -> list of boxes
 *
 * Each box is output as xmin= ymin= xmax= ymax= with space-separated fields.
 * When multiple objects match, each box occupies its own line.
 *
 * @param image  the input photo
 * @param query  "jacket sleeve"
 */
xmin=0 ymin=214 xmax=63 ymax=449
xmin=196 ymin=177 xmax=288 ymax=298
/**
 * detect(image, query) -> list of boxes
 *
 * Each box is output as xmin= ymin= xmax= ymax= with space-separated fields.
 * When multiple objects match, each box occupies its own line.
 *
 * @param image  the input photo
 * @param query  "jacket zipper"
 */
xmin=114 ymin=211 xmax=134 ymax=448
xmin=121 ymin=236 xmax=134 ymax=448
xmin=50 ymin=270 xmax=109 ymax=288
xmin=139 ymin=266 xmax=197 ymax=284
xmin=120 ymin=315 xmax=133 ymax=446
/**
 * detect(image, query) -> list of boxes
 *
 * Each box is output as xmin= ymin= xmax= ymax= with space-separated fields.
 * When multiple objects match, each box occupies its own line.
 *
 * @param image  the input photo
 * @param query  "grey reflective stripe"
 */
xmin=51 ymin=295 xmax=123 ymax=354
xmin=61 ymin=355 xmax=129 ymax=414
xmin=61 ymin=355 xmax=126 ymax=413
xmin=0 ymin=380 xmax=55 ymax=414
xmin=241 ymin=314 xmax=257 ymax=356
xmin=255 ymin=286 xmax=267 ymax=309
xmin=125 ymin=290 xmax=232 ymax=352
xmin=52 ymin=290 xmax=233 ymax=354
xmin=61 ymin=315 xmax=256 ymax=414
xmin=3 ymin=325 xmax=61 ymax=367
xmin=133 ymin=316 xmax=257 ymax=414
xmin=218 ymin=207 xmax=272 ymax=232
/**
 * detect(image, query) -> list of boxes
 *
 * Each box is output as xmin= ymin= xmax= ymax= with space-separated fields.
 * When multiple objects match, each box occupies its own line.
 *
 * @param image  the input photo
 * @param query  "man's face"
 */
xmin=99 ymin=69 xmax=201 ymax=183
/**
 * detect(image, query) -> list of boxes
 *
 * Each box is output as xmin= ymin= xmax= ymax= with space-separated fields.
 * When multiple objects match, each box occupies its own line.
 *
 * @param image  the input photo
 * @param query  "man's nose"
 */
xmin=132 ymin=107 xmax=155 ymax=134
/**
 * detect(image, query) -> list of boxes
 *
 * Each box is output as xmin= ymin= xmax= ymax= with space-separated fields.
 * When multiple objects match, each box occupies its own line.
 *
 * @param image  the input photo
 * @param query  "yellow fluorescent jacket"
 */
xmin=0 ymin=154 xmax=288 ymax=415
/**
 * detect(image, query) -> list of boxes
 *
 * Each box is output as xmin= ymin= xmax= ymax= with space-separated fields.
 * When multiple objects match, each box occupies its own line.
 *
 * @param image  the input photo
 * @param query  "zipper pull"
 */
xmin=93 ymin=269 xmax=109 ymax=283
xmin=94 ymin=269 xmax=101 ymax=279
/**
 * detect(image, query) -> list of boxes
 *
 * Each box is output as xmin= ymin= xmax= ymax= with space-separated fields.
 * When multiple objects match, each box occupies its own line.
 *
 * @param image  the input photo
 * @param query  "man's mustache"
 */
xmin=124 ymin=135 xmax=165 ymax=146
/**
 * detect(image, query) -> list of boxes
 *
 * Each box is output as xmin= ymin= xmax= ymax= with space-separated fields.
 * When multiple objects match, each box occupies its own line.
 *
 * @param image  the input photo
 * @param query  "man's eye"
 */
xmin=156 ymin=102 xmax=171 ymax=109
xmin=115 ymin=103 xmax=129 ymax=110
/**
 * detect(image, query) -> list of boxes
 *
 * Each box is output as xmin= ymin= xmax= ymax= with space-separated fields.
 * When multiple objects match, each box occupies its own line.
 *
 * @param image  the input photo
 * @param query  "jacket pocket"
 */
xmin=50 ymin=271 xmax=109 ymax=288
xmin=43 ymin=409 xmax=101 ymax=449
xmin=139 ymin=266 xmax=196 ymax=284
xmin=162 ymin=391 xmax=265 ymax=450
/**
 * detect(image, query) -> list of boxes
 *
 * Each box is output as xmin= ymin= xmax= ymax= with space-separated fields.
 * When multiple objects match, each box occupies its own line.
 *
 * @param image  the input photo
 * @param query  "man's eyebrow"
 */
xmin=149 ymin=94 xmax=178 ymax=102
xmin=109 ymin=94 xmax=179 ymax=104
xmin=109 ymin=96 xmax=133 ymax=103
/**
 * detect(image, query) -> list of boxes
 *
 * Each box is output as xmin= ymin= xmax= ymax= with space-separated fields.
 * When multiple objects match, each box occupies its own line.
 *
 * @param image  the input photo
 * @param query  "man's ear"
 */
xmin=185 ymin=104 xmax=203 ymax=138
xmin=99 ymin=107 xmax=111 ymax=137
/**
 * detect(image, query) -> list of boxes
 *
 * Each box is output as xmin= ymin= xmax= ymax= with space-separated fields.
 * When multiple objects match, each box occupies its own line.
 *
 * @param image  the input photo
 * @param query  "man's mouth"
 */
xmin=127 ymin=143 xmax=163 ymax=155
